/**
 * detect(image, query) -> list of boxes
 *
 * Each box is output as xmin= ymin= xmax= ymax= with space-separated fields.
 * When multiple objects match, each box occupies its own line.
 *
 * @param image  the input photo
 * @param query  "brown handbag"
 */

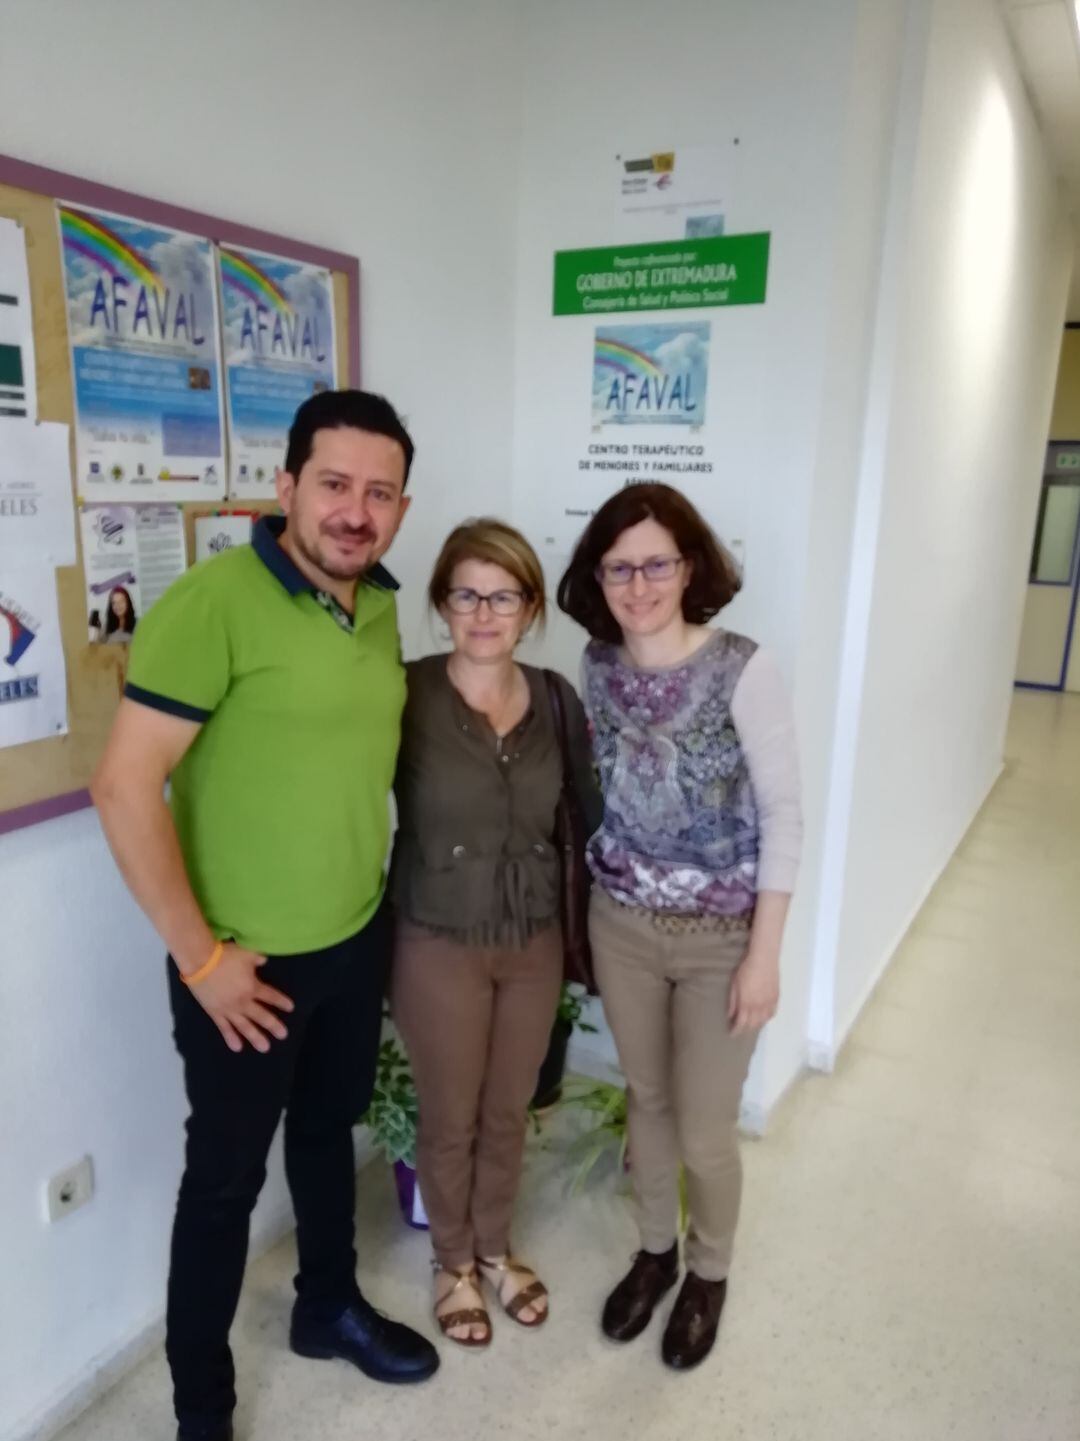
xmin=543 ymin=670 xmax=596 ymax=994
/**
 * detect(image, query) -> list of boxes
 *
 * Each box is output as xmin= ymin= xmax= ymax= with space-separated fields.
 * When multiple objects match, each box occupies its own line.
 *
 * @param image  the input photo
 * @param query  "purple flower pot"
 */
xmin=393 ymin=1160 xmax=429 ymax=1230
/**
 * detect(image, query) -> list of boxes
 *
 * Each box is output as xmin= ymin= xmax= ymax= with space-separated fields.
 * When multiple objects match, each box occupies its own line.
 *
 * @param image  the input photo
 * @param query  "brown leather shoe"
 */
xmin=661 ymin=1272 xmax=727 ymax=1369
xmin=601 ymin=1244 xmax=679 ymax=1342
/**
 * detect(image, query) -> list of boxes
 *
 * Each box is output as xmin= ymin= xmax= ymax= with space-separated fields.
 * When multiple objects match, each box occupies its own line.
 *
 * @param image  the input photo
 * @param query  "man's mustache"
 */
xmin=322 ymin=523 xmax=376 ymax=542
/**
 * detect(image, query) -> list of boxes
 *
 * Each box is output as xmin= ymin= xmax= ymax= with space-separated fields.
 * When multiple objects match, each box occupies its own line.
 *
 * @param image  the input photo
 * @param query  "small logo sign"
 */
xmin=0 ymin=594 xmax=41 ymax=703
xmin=592 ymin=322 xmax=710 ymax=427
xmin=93 ymin=509 xmax=126 ymax=545
xmin=621 ymin=153 xmax=675 ymax=176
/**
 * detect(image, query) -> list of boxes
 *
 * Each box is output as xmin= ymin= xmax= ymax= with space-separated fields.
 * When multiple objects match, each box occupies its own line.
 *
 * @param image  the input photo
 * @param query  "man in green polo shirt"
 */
xmin=92 ymin=390 xmax=439 ymax=1441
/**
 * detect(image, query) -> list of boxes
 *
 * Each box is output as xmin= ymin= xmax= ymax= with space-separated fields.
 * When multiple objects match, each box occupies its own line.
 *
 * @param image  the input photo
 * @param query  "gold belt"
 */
xmin=609 ymin=895 xmax=753 ymax=935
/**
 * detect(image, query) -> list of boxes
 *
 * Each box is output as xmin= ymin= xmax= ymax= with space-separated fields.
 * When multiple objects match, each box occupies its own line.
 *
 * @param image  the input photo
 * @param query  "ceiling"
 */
xmin=1000 ymin=0 xmax=1080 ymax=319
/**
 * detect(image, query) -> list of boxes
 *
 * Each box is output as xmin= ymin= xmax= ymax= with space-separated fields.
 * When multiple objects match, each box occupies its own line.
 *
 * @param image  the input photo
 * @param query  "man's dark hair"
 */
xmin=284 ymin=389 xmax=415 ymax=484
xmin=557 ymin=482 xmax=741 ymax=644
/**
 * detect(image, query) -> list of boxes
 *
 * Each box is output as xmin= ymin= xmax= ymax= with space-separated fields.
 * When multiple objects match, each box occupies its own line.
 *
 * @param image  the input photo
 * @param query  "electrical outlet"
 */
xmin=46 ymin=1156 xmax=94 ymax=1222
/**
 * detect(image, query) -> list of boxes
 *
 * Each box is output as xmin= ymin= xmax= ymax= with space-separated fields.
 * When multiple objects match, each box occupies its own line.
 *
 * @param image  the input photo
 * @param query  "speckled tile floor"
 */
xmin=55 ymin=693 xmax=1080 ymax=1440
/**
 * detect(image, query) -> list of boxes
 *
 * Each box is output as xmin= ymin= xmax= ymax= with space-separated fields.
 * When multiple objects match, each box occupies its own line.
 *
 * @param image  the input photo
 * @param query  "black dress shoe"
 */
xmin=601 ymin=1244 xmax=680 ymax=1342
xmin=661 ymin=1273 xmax=727 ymax=1370
xmin=290 ymin=1297 xmax=440 ymax=1384
xmin=176 ymin=1424 xmax=231 ymax=1441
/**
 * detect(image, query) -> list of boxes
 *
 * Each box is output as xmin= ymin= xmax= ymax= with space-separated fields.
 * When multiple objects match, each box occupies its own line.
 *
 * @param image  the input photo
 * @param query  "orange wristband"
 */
xmin=181 ymin=941 xmax=225 ymax=987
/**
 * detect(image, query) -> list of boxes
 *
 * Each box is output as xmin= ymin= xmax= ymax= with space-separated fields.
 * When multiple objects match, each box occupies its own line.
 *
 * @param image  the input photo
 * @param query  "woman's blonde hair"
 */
xmin=428 ymin=518 xmax=547 ymax=632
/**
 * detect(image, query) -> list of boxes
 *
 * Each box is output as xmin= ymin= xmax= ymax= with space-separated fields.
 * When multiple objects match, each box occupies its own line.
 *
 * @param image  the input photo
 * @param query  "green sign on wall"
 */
xmin=553 ymin=232 xmax=770 ymax=317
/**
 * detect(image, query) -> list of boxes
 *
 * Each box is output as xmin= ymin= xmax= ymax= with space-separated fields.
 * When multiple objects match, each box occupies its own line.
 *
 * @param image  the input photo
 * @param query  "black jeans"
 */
xmin=165 ymin=907 xmax=389 ymax=1431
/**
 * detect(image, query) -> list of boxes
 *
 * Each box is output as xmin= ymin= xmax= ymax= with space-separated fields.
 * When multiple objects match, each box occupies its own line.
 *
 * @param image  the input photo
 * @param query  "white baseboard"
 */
xmin=8 ymin=1202 xmax=296 ymax=1441
xmin=807 ymin=1040 xmax=835 ymax=1074
xmin=9 ymin=1308 xmax=167 ymax=1441
xmin=7 ymin=1133 xmax=376 ymax=1441
xmin=809 ymin=759 xmax=1005 ymax=1071
xmin=738 ymin=1098 xmax=769 ymax=1138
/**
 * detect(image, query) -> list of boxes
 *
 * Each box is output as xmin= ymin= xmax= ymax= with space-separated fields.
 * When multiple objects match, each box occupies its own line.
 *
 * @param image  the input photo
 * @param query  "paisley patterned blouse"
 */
xmin=581 ymin=629 xmax=802 ymax=916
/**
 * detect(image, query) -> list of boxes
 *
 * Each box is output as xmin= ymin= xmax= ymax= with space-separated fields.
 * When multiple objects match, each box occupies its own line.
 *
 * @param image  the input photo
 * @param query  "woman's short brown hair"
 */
xmin=556 ymin=483 xmax=740 ymax=644
xmin=429 ymin=517 xmax=547 ymax=631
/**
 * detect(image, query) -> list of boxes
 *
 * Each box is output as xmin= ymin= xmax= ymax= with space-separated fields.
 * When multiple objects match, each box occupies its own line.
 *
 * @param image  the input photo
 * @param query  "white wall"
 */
xmin=513 ymin=0 xmax=1071 ymax=1107
xmin=511 ymin=0 xmax=857 ymax=672
xmin=508 ymin=0 xmax=862 ymax=1117
xmin=762 ymin=0 xmax=913 ymax=1104
xmin=0 ymin=3 xmax=520 ymax=1438
xmin=1 ymin=812 xmax=198 ymax=1438
xmin=810 ymin=0 xmax=1072 ymax=1054
xmin=0 ymin=0 xmax=1072 ymax=1435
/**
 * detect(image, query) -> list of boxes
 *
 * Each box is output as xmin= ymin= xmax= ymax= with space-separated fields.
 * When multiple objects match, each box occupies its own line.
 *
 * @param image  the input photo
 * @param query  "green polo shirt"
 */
xmin=124 ymin=516 xmax=406 ymax=956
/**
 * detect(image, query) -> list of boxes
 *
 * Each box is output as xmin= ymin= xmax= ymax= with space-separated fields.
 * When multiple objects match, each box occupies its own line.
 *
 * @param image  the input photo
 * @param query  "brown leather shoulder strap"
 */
xmin=543 ymin=668 xmax=572 ymax=783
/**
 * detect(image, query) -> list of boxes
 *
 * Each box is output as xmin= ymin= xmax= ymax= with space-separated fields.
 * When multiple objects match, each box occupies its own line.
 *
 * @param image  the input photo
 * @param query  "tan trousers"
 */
xmin=391 ymin=920 xmax=563 ymax=1269
xmin=589 ymin=889 xmax=757 ymax=1281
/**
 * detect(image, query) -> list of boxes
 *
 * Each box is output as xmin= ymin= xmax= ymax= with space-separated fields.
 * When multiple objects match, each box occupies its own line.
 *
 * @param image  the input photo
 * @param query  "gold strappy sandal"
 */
xmin=476 ymin=1254 xmax=549 ymax=1328
xmin=432 ymin=1263 xmax=492 ymax=1349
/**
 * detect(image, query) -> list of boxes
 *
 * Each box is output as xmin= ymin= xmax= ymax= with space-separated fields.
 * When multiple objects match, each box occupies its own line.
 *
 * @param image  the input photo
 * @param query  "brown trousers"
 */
xmin=391 ymin=920 xmax=563 ymax=1268
xmin=589 ymin=889 xmax=757 ymax=1281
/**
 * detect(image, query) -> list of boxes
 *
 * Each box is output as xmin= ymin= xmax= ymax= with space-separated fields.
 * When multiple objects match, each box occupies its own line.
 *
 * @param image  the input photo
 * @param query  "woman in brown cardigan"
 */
xmin=390 ymin=519 xmax=596 ymax=1348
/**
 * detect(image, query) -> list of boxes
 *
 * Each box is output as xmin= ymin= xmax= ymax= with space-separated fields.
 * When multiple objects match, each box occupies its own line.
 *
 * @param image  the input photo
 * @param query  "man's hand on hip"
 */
xmin=189 ymin=945 xmax=294 ymax=1054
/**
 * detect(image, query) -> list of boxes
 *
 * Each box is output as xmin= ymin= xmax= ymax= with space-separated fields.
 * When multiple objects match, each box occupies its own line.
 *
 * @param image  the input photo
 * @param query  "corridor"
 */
xmin=58 ymin=692 xmax=1080 ymax=1441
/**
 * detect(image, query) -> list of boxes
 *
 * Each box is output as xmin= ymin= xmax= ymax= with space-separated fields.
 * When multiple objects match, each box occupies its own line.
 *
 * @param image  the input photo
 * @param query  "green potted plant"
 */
xmin=553 ymin=1076 xmax=629 ymax=1188
xmin=554 ymin=1076 xmax=689 ymax=1229
xmin=360 ymin=1032 xmax=427 ymax=1229
xmin=532 ymin=981 xmax=599 ymax=1110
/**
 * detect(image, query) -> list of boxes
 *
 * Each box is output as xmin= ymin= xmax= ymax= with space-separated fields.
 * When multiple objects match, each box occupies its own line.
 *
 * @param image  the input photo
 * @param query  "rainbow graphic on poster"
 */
xmin=60 ymin=207 xmax=162 ymax=294
xmin=219 ymin=248 xmax=290 ymax=314
xmin=592 ymin=322 xmax=710 ymax=427
xmin=218 ymin=244 xmax=337 ymax=500
xmin=57 ymin=202 xmax=226 ymax=502
xmin=593 ymin=335 xmax=665 ymax=383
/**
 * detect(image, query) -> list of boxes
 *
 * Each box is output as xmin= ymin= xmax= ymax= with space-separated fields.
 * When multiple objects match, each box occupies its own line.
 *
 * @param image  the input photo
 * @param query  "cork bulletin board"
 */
xmin=0 ymin=152 xmax=359 ymax=835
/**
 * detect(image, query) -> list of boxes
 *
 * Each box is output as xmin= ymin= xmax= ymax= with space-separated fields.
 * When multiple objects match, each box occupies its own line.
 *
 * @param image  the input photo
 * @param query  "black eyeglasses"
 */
xmin=444 ymin=587 xmax=529 ymax=616
xmin=595 ymin=555 xmax=684 ymax=586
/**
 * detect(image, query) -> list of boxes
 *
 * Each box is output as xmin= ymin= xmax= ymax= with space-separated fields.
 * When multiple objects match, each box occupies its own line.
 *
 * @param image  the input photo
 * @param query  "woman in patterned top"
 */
xmin=558 ymin=484 xmax=802 ymax=1373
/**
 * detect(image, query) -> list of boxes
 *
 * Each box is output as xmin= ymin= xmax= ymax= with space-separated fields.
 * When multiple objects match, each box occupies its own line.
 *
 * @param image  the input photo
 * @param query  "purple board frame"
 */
xmin=0 ymin=151 xmax=361 ymax=837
